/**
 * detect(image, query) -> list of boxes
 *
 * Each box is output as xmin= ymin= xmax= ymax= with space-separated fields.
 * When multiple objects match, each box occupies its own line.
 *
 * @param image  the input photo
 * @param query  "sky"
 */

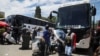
xmin=0 ymin=0 xmax=100 ymax=21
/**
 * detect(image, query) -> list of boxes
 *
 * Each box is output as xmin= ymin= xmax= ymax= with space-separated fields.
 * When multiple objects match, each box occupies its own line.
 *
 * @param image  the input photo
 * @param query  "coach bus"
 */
xmin=49 ymin=0 xmax=97 ymax=55
xmin=6 ymin=15 xmax=55 ymax=28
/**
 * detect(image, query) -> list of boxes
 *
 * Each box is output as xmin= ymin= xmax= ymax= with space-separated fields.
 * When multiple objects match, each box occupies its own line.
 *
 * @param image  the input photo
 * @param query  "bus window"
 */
xmin=32 ymin=19 xmax=37 ymax=25
xmin=23 ymin=25 xmax=26 ymax=27
xmin=37 ymin=20 xmax=41 ymax=25
xmin=42 ymin=21 xmax=44 ymax=26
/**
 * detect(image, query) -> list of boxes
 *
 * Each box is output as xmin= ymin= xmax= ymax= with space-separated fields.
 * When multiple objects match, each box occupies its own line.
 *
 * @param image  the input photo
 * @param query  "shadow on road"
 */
xmin=19 ymin=48 xmax=32 ymax=50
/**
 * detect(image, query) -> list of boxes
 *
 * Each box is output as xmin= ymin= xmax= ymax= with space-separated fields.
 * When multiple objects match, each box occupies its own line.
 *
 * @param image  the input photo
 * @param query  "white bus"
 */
xmin=50 ymin=0 xmax=97 ymax=55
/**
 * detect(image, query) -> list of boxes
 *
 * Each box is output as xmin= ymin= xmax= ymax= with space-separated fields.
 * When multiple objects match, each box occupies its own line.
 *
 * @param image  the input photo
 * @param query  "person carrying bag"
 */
xmin=65 ymin=28 xmax=76 ymax=56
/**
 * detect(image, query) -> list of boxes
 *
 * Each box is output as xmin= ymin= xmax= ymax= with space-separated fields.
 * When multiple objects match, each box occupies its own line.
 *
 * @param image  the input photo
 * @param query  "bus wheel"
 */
xmin=93 ymin=46 xmax=100 ymax=56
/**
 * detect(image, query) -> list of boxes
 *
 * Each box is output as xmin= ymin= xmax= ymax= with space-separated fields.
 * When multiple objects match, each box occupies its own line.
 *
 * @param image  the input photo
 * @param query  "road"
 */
xmin=0 ymin=43 xmax=89 ymax=56
xmin=0 ymin=36 xmax=99 ymax=56
xmin=0 ymin=44 xmax=32 ymax=56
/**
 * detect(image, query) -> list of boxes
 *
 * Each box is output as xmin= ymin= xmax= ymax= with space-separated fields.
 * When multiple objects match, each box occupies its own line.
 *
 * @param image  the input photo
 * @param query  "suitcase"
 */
xmin=22 ymin=32 xmax=30 ymax=49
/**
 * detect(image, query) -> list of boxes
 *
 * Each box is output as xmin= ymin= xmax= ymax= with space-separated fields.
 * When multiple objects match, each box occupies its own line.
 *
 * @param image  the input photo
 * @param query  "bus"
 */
xmin=6 ymin=15 xmax=55 ymax=29
xmin=6 ymin=15 xmax=55 ymax=38
xmin=49 ymin=0 xmax=97 ymax=55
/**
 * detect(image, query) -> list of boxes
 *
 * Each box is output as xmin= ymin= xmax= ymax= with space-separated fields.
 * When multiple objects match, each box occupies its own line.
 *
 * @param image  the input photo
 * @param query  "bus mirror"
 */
xmin=49 ymin=12 xmax=52 ymax=19
xmin=49 ymin=11 xmax=58 ymax=19
xmin=91 ymin=5 xmax=96 ymax=16
xmin=52 ymin=11 xmax=58 ymax=14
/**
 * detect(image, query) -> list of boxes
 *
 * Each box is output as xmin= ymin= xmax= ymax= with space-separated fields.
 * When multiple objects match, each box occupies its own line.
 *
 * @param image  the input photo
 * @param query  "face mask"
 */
xmin=67 ymin=30 xmax=71 ymax=33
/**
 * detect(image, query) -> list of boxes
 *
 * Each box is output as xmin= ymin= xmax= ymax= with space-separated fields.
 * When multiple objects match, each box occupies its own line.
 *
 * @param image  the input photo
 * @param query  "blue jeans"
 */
xmin=65 ymin=45 xmax=72 ymax=56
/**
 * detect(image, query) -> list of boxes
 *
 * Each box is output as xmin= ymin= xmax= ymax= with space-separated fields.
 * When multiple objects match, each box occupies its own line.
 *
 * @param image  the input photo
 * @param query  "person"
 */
xmin=55 ymin=29 xmax=66 ymax=56
xmin=65 ymin=28 xmax=76 ymax=56
xmin=37 ymin=27 xmax=42 ymax=36
xmin=2 ymin=26 xmax=11 ymax=44
xmin=38 ymin=37 xmax=45 ymax=56
xmin=42 ymin=25 xmax=51 ymax=56
xmin=12 ymin=26 xmax=20 ymax=44
xmin=50 ymin=33 xmax=57 ymax=54
xmin=32 ymin=27 xmax=37 ymax=41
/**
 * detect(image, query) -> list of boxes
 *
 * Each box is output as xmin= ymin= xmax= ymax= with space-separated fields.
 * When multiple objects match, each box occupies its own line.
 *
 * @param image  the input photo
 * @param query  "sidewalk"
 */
xmin=0 ymin=45 xmax=32 ymax=56
xmin=0 ymin=44 xmax=58 ymax=56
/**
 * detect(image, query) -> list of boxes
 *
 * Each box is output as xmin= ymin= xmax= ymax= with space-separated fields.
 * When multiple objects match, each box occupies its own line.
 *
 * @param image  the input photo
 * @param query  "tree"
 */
xmin=51 ymin=16 xmax=57 ymax=23
xmin=34 ymin=6 xmax=41 ymax=18
xmin=47 ymin=15 xmax=56 ymax=23
xmin=41 ymin=17 xmax=47 ymax=20
xmin=0 ymin=13 xmax=4 ymax=18
xmin=47 ymin=12 xmax=57 ymax=23
xmin=0 ymin=15 xmax=4 ymax=18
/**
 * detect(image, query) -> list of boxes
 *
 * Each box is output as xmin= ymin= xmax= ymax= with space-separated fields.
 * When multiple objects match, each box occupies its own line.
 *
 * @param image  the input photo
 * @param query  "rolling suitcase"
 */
xmin=21 ymin=29 xmax=31 ymax=49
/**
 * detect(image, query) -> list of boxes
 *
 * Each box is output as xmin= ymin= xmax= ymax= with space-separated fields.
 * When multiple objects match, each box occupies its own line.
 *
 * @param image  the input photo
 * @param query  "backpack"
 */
xmin=65 ymin=32 xmax=72 ymax=46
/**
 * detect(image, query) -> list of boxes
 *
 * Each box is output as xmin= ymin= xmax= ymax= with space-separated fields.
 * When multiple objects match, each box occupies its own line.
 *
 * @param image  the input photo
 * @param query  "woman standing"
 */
xmin=65 ymin=28 xmax=76 ymax=56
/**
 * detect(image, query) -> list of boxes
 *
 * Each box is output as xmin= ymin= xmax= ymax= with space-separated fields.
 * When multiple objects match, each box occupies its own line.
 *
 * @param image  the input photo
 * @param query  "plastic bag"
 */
xmin=8 ymin=37 xmax=16 ymax=44
xmin=5 ymin=34 xmax=15 ymax=44
xmin=20 ymin=36 xmax=23 ymax=42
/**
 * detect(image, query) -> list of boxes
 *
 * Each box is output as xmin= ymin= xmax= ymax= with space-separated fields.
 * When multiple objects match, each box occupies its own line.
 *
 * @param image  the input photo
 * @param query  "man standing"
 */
xmin=12 ymin=26 xmax=19 ymax=44
xmin=65 ymin=28 xmax=76 ymax=56
xmin=42 ymin=25 xmax=51 ymax=56
xmin=32 ymin=27 xmax=37 ymax=41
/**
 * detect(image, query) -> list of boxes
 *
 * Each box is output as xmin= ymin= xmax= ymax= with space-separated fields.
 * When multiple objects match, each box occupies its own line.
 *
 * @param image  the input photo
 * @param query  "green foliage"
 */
xmin=34 ymin=6 xmax=56 ymax=23
xmin=50 ymin=16 xmax=57 ymax=23
xmin=41 ymin=17 xmax=49 ymax=21
xmin=0 ymin=28 xmax=5 ymax=34
xmin=0 ymin=14 xmax=4 ymax=18
xmin=47 ymin=16 xmax=56 ymax=23
xmin=41 ymin=16 xmax=56 ymax=23
xmin=41 ymin=17 xmax=47 ymax=20
xmin=34 ymin=6 xmax=41 ymax=18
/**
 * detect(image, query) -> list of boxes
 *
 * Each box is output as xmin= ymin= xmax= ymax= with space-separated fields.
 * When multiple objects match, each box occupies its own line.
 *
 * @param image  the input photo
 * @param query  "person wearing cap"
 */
xmin=65 ymin=28 xmax=76 ymax=56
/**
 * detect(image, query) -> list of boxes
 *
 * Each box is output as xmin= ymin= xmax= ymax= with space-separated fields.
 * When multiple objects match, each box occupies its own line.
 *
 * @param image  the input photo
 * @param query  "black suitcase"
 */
xmin=21 ymin=29 xmax=31 ymax=49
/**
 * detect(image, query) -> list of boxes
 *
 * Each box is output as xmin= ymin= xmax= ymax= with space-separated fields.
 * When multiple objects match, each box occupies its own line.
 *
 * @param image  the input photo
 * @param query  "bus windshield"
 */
xmin=57 ymin=3 xmax=90 ymax=28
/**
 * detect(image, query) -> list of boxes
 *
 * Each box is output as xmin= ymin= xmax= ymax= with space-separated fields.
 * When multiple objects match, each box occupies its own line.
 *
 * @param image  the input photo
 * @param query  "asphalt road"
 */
xmin=0 ymin=43 xmax=89 ymax=56
xmin=0 ymin=36 xmax=99 ymax=56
